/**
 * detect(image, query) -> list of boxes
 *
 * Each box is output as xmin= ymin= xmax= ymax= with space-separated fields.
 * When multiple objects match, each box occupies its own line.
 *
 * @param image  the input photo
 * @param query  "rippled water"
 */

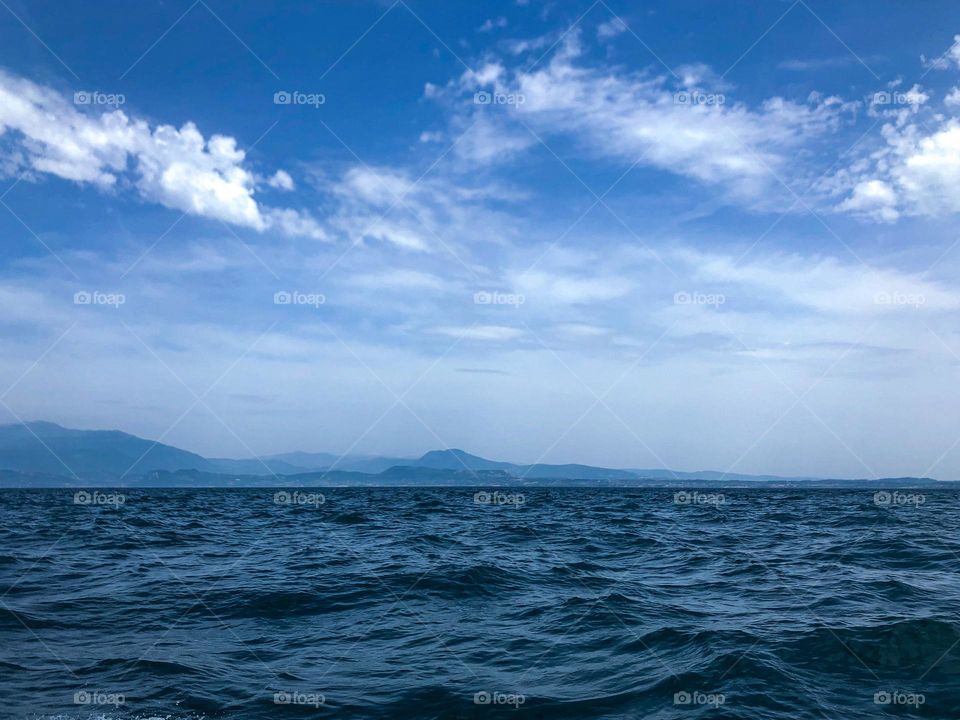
xmin=1 ymin=488 xmax=959 ymax=719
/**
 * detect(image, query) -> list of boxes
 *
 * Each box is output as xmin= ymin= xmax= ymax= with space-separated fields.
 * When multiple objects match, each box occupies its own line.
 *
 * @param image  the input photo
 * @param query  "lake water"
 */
xmin=1 ymin=487 xmax=958 ymax=718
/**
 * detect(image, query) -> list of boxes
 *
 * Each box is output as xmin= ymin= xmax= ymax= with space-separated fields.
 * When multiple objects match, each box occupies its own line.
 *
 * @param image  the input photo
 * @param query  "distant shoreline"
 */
xmin=2 ymin=474 xmax=957 ymax=490
xmin=1 ymin=423 xmax=951 ymax=487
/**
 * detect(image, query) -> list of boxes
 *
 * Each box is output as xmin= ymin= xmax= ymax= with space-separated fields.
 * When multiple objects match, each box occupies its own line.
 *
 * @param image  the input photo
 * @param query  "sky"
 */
xmin=2 ymin=0 xmax=960 ymax=478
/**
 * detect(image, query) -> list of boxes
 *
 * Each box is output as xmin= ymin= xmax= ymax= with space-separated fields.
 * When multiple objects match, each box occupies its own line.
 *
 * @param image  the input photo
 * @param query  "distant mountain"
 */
xmin=414 ymin=449 xmax=515 ymax=471
xmin=0 ymin=421 xmax=949 ymax=487
xmin=260 ymin=451 xmax=344 ymax=470
xmin=0 ymin=422 xmax=210 ymax=480
xmin=336 ymin=456 xmax=415 ymax=473
xmin=261 ymin=451 xmax=416 ymax=473
xmin=205 ymin=457 xmax=311 ymax=476
xmin=376 ymin=465 xmax=516 ymax=482
xmin=0 ymin=422 xmax=408 ymax=479
xmin=0 ymin=466 xmax=946 ymax=489
xmin=408 ymin=450 xmax=636 ymax=480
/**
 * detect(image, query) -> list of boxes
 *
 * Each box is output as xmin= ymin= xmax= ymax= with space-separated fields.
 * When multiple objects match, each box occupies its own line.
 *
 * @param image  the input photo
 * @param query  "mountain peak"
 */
xmin=419 ymin=448 xmax=470 ymax=460
xmin=0 ymin=420 xmax=208 ymax=477
xmin=416 ymin=449 xmax=514 ymax=471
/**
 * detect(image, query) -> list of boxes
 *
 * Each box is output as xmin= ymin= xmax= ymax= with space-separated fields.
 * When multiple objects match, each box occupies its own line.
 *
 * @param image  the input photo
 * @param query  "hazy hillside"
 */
xmin=0 ymin=421 xmax=945 ymax=486
xmin=0 ymin=422 xmax=210 ymax=479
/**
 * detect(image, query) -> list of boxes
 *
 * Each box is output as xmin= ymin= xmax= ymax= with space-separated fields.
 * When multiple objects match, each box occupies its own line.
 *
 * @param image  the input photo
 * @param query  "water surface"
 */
xmin=1 ymin=488 xmax=958 ymax=718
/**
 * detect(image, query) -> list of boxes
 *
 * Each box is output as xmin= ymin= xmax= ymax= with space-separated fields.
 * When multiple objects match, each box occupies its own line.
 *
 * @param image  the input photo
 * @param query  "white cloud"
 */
xmin=452 ymin=115 xmax=535 ymax=164
xmin=596 ymin=17 xmax=628 ymax=40
xmin=923 ymin=34 xmax=960 ymax=70
xmin=515 ymin=51 xmax=850 ymax=193
xmin=867 ymin=83 xmax=929 ymax=119
xmin=432 ymin=324 xmax=523 ymax=341
xmin=335 ymin=166 xmax=416 ymax=207
xmin=135 ymin=128 xmax=264 ymax=228
xmin=327 ymin=167 xmax=430 ymax=251
xmin=675 ymin=63 xmax=730 ymax=90
xmin=264 ymin=208 xmax=327 ymax=240
xmin=681 ymin=248 xmax=960 ymax=315
xmin=894 ymin=121 xmax=960 ymax=215
xmin=430 ymin=33 xmax=855 ymax=200
xmin=903 ymin=85 xmax=930 ymax=108
xmin=948 ymin=34 xmax=960 ymax=66
xmin=837 ymin=119 xmax=960 ymax=220
xmin=361 ymin=224 xmax=430 ymax=252
xmin=504 ymin=34 xmax=554 ymax=56
xmin=325 ymin=164 xmax=522 ymax=253
xmin=0 ymin=70 xmax=322 ymax=238
xmin=837 ymin=179 xmax=899 ymax=222
xmin=511 ymin=269 xmax=633 ymax=305
xmin=833 ymin=37 xmax=960 ymax=223
xmin=479 ymin=17 xmax=507 ymax=33
xmin=266 ymin=169 xmax=295 ymax=191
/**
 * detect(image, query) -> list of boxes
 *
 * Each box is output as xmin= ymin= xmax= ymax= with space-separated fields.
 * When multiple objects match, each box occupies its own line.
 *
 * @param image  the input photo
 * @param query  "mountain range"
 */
xmin=0 ymin=421 xmax=947 ymax=488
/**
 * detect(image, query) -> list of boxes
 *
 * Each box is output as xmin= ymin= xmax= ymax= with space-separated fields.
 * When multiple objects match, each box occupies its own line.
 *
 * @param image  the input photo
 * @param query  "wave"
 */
xmin=4 ymin=487 xmax=960 ymax=719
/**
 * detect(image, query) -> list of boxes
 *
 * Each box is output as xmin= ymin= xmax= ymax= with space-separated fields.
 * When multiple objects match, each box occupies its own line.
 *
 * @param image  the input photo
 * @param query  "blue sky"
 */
xmin=2 ymin=0 xmax=960 ymax=478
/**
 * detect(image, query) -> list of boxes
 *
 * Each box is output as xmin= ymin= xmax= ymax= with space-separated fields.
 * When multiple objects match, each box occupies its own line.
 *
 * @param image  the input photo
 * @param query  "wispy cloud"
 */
xmin=427 ymin=32 xmax=858 ymax=206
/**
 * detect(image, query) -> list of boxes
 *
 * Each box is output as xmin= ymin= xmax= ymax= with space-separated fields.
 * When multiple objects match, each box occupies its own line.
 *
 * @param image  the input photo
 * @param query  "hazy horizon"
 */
xmin=1 ymin=418 xmax=952 ymax=480
xmin=3 ymin=1 xmax=960 ymax=479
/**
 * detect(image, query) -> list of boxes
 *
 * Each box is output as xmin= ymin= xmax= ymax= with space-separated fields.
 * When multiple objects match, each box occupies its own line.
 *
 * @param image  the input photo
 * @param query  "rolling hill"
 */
xmin=0 ymin=421 xmax=946 ymax=487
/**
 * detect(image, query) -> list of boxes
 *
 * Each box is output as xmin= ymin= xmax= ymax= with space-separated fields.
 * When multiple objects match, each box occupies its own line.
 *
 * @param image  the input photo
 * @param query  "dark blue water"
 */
xmin=1 ymin=488 xmax=959 ymax=719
